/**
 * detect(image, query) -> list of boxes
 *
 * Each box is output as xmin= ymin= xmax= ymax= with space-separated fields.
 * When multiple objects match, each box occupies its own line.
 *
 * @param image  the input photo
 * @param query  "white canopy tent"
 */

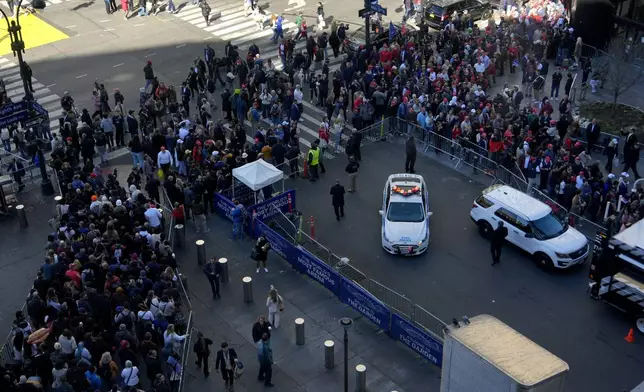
xmin=232 ymin=159 xmax=285 ymax=204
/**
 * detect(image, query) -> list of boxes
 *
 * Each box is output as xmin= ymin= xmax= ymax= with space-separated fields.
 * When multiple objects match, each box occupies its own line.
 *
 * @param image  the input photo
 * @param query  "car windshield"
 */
xmin=350 ymin=28 xmax=366 ymax=42
xmin=428 ymin=4 xmax=445 ymax=14
xmin=530 ymin=213 xmax=567 ymax=240
xmin=387 ymin=202 xmax=425 ymax=223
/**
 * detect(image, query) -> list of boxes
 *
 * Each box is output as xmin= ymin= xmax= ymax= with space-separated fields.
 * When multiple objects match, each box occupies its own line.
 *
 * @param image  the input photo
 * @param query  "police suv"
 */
xmin=470 ymin=184 xmax=589 ymax=269
xmin=380 ymin=174 xmax=432 ymax=256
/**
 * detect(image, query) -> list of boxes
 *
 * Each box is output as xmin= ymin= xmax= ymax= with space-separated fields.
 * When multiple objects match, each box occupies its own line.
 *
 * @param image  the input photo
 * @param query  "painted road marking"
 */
xmin=0 ymin=14 xmax=68 ymax=56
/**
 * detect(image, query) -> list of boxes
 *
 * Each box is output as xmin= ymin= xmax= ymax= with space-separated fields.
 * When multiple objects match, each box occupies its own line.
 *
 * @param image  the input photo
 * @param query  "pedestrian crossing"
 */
xmin=173 ymin=1 xmax=352 ymax=158
xmin=172 ymin=2 xmax=346 ymax=72
xmin=0 ymin=57 xmax=63 ymax=140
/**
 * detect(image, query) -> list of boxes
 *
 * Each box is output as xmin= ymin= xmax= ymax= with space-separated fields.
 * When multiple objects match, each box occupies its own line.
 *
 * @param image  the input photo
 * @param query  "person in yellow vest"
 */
xmin=307 ymin=142 xmax=321 ymax=181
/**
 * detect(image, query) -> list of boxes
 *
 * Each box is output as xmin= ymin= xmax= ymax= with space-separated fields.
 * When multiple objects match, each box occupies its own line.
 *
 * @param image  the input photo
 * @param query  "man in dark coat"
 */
xmin=585 ymin=118 xmax=600 ymax=153
xmin=194 ymin=333 xmax=214 ymax=378
xmin=491 ymin=221 xmax=508 ymax=266
xmin=8 ymin=158 xmax=25 ymax=190
xmin=405 ymin=136 xmax=416 ymax=173
xmin=215 ymin=341 xmax=237 ymax=388
xmin=329 ymin=179 xmax=346 ymax=221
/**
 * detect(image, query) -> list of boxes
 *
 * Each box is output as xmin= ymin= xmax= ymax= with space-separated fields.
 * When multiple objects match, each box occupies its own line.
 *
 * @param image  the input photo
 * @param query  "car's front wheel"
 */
xmin=481 ymin=9 xmax=493 ymax=20
xmin=478 ymin=221 xmax=492 ymax=238
xmin=534 ymin=253 xmax=554 ymax=270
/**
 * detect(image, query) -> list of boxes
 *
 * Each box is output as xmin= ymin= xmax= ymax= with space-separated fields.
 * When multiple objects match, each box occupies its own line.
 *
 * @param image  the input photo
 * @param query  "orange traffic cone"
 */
xmin=625 ymin=328 xmax=635 ymax=343
xmin=301 ymin=160 xmax=310 ymax=179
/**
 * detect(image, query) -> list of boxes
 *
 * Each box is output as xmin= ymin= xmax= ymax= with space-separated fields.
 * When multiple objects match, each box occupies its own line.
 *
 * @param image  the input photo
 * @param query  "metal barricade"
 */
xmin=177 ymin=311 xmax=194 ymax=392
xmin=0 ymin=302 xmax=28 ymax=366
xmin=411 ymin=304 xmax=448 ymax=342
xmin=367 ymin=279 xmax=413 ymax=319
xmin=298 ymin=230 xmax=332 ymax=263
xmin=273 ymin=155 xmax=303 ymax=179
xmin=50 ymin=167 xmax=62 ymax=196
xmin=337 ymin=263 xmax=368 ymax=285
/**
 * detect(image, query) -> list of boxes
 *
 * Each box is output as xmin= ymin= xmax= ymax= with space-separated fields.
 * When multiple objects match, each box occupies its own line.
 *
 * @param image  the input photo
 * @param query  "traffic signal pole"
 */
xmin=364 ymin=0 xmax=370 ymax=49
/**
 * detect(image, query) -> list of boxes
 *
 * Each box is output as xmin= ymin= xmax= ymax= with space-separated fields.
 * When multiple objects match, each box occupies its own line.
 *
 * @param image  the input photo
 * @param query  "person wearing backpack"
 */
xmin=114 ymin=304 xmax=137 ymax=332
xmin=74 ymin=342 xmax=92 ymax=367
xmin=95 ymin=131 xmax=108 ymax=165
xmin=98 ymin=352 xmax=119 ymax=388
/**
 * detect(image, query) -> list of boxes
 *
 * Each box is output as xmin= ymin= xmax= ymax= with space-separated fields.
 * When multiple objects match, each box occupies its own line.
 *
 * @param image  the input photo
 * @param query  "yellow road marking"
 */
xmin=0 ymin=13 xmax=68 ymax=56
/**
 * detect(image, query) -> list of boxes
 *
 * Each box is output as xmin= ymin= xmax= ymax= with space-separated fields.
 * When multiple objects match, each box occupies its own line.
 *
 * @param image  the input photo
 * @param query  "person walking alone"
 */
xmin=329 ymin=179 xmax=345 ymax=221
xmin=194 ymin=333 xmax=213 ymax=378
xmin=215 ymin=342 xmax=237 ymax=391
xmin=345 ymin=156 xmax=359 ymax=192
xmin=266 ymin=286 xmax=284 ymax=328
xmin=254 ymin=234 xmax=271 ymax=273
xmin=490 ymin=221 xmax=508 ymax=266
xmin=405 ymin=136 xmax=416 ymax=173
xmin=257 ymin=333 xmax=274 ymax=387
xmin=192 ymin=195 xmax=209 ymax=234
xmin=203 ymin=257 xmax=221 ymax=299
xmin=200 ymin=0 xmax=212 ymax=26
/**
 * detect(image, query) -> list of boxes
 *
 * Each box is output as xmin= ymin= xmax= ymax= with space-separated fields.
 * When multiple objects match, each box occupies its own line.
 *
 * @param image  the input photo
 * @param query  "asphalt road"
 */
xmin=288 ymin=141 xmax=644 ymax=392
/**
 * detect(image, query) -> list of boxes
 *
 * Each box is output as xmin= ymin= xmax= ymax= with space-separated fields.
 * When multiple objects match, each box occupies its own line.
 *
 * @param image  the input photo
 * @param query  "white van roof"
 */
xmin=483 ymin=185 xmax=551 ymax=220
xmin=448 ymin=314 xmax=569 ymax=387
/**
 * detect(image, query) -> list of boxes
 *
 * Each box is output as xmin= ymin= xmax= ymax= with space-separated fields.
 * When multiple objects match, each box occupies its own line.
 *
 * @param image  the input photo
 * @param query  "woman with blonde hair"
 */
xmin=98 ymin=352 xmax=119 ymax=387
xmin=266 ymin=286 xmax=284 ymax=328
xmin=163 ymin=324 xmax=187 ymax=349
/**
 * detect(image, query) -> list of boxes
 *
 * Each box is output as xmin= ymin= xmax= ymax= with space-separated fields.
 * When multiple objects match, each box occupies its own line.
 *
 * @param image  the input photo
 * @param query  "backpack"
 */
xmin=75 ymin=347 xmax=91 ymax=367
xmin=99 ymin=361 xmax=113 ymax=382
xmin=366 ymin=103 xmax=374 ymax=116
xmin=119 ymin=311 xmax=134 ymax=330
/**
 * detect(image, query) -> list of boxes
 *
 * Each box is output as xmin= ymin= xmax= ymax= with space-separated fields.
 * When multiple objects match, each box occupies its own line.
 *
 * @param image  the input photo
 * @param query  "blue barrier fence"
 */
xmin=212 ymin=189 xmax=445 ymax=367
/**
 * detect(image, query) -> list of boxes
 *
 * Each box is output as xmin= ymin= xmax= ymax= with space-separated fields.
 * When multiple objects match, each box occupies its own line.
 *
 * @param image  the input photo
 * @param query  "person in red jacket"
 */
xmin=192 ymin=140 xmax=203 ymax=164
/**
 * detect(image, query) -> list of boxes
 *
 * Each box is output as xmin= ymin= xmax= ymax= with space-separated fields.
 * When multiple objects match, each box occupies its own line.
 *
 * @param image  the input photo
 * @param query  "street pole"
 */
xmin=0 ymin=0 xmax=50 ymax=194
xmin=343 ymin=328 xmax=348 ymax=392
xmin=38 ymin=147 xmax=53 ymax=195
xmin=364 ymin=0 xmax=371 ymax=49
xmin=0 ymin=0 xmax=37 ymax=101
xmin=340 ymin=317 xmax=353 ymax=392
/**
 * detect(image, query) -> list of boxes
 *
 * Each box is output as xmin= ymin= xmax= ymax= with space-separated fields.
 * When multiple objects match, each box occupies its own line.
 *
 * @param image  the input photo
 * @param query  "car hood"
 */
xmin=384 ymin=220 xmax=428 ymax=244
xmin=542 ymin=226 xmax=588 ymax=253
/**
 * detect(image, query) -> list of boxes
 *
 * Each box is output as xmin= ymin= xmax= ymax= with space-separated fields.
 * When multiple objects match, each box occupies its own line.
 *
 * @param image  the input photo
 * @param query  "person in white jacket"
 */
xmin=266 ymin=286 xmax=284 ymax=328
xmin=121 ymin=360 xmax=140 ymax=387
xmin=157 ymin=146 xmax=173 ymax=173
xmin=163 ymin=324 xmax=187 ymax=349
xmin=58 ymin=329 xmax=77 ymax=355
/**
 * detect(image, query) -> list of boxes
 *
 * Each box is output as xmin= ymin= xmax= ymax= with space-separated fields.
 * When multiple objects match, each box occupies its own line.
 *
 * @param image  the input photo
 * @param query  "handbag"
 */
xmin=250 ymin=248 xmax=259 ymax=260
xmin=233 ymin=360 xmax=244 ymax=379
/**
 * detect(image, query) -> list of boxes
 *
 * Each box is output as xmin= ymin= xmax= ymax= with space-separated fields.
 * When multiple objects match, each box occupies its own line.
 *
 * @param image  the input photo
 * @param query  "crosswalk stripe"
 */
xmin=228 ymin=22 xmax=296 ymax=45
xmin=0 ymin=58 xmax=64 ymax=143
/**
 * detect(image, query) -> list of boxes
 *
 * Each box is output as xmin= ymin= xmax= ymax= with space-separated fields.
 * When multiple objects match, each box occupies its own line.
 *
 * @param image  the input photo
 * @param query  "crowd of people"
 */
xmin=0 ymin=154 xmax=196 ymax=392
xmin=2 ymin=0 xmax=644 ymax=389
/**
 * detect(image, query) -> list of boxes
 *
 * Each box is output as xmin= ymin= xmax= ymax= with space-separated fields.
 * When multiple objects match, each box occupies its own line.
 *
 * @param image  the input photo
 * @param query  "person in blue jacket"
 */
xmin=271 ymin=15 xmax=283 ymax=43
xmin=231 ymin=200 xmax=244 ymax=240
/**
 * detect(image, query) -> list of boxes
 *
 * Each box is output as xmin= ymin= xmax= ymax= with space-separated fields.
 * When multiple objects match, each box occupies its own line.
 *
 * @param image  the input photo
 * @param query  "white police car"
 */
xmin=379 ymin=174 xmax=432 ymax=256
xmin=470 ymin=184 xmax=589 ymax=269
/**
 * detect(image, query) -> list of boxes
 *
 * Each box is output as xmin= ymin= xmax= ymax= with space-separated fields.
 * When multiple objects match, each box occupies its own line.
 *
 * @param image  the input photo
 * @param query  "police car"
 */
xmin=379 ymin=174 xmax=432 ymax=256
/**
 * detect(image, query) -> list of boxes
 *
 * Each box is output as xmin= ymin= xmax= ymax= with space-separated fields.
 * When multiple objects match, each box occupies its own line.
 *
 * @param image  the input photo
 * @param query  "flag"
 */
xmin=388 ymin=21 xmax=396 ymax=41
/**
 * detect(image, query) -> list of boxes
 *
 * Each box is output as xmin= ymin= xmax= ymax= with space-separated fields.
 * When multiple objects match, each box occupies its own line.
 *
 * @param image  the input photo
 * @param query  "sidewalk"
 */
xmin=176 ymin=218 xmax=440 ymax=392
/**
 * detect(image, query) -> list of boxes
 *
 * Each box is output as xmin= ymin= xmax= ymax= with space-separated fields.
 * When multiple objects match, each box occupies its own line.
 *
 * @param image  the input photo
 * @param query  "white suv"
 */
xmin=470 ymin=184 xmax=589 ymax=269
